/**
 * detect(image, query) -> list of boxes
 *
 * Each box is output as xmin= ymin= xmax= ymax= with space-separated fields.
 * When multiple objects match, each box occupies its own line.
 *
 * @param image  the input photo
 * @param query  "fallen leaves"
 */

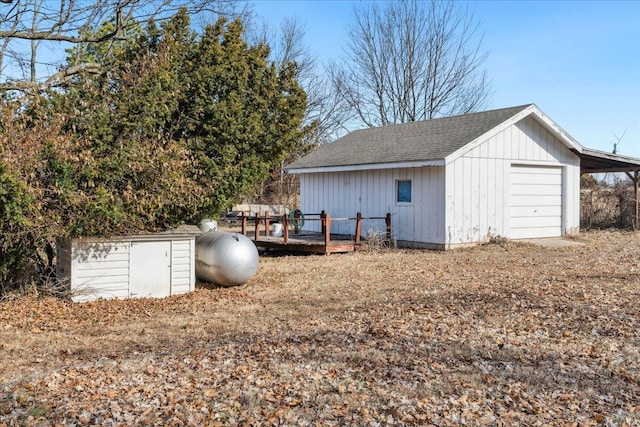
xmin=0 ymin=230 xmax=639 ymax=425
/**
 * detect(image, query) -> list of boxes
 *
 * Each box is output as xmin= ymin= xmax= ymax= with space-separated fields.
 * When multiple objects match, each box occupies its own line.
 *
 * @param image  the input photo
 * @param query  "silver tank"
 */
xmin=199 ymin=218 xmax=218 ymax=233
xmin=195 ymin=231 xmax=259 ymax=286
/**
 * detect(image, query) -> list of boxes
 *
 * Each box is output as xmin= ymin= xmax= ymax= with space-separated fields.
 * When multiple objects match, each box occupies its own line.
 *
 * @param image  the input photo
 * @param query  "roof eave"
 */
xmin=285 ymin=159 xmax=445 ymax=174
xmin=532 ymin=105 xmax=583 ymax=152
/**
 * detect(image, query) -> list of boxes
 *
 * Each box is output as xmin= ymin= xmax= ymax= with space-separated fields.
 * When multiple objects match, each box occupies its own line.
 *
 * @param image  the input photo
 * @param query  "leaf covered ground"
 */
xmin=0 ymin=231 xmax=639 ymax=426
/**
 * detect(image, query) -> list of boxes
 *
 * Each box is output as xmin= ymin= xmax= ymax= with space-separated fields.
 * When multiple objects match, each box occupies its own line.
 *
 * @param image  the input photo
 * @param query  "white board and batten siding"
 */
xmin=445 ymin=115 xmax=580 ymax=246
xmin=299 ymin=166 xmax=446 ymax=247
xmin=57 ymin=228 xmax=199 ymax=302
xmin=296 ymin=111 xmax=582 ymax=249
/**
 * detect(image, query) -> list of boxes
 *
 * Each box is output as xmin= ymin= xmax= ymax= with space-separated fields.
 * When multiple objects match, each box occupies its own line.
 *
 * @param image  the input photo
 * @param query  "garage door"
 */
xmin=510 ymin=166 xmax=562 ymax=239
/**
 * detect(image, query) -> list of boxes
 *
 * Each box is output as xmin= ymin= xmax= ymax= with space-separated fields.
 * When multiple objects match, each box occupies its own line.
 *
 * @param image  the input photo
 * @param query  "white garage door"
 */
xmin=510 ymin=166 xmax=562 ymax=239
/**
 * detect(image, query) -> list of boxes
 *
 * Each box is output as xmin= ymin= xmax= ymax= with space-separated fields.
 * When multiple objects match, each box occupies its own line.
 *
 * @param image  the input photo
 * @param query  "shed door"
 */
xmin=130 ymin=241 xmax=171 ymax=298
xmin=510 ymin=166 xmax=562 ymax=239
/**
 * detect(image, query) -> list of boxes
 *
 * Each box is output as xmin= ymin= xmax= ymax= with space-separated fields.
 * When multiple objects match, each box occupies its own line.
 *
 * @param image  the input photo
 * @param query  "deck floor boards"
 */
xmin=249 ymin=232 xmax=358 ymax=254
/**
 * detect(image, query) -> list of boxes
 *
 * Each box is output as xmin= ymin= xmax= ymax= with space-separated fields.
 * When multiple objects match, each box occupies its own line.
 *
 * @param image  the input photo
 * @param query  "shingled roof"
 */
xmin=286 ymin=104 xmax=533 ymax=171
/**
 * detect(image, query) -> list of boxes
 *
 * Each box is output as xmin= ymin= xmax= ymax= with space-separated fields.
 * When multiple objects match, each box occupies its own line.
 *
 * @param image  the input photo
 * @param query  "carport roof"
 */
xmin=578 ymin=148 xmax=640 ymax=174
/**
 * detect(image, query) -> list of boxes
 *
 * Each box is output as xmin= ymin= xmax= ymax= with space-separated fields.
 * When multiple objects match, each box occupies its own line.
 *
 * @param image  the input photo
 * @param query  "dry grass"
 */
xmin=0 ymin=231 xmax=639 ymax=425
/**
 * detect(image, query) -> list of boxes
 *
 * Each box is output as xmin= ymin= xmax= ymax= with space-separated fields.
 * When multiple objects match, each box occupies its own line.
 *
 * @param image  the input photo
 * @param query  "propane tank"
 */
xmin=195 ymin=231 xmax=258 ymax=286
xmin=199 ymin=218 xmax=218 ymax=233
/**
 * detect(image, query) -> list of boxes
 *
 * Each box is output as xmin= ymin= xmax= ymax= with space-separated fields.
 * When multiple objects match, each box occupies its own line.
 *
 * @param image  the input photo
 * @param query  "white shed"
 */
xmin=285 ymin=104 xmax=640 ymax=249
xmin=57 ymin=226 xmax=201 ymax=302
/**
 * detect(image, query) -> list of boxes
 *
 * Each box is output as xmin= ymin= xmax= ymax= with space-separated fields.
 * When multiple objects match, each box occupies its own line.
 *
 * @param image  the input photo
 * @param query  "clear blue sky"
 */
xmin=249 ymin=0 xmax=640 ymax=158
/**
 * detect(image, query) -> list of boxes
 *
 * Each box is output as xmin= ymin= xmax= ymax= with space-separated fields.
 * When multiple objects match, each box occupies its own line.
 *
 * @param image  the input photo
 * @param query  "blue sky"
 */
xmin=249 ymin=0 xmax=640 ymax=158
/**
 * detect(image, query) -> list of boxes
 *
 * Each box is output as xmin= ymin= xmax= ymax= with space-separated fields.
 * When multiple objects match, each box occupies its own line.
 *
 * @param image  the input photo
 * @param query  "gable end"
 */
xmin=445 ymin=105 xmax=582 ymax=164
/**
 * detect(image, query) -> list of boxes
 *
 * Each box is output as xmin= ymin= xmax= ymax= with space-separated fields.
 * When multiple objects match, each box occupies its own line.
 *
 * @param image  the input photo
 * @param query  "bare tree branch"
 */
xmin=0 ymin=26 xmax=121 ymax=43
xmin=0 ymin=0 xmax=20 ymax=74
xmin=48 ymin=61 xmax=100 ymax=84
xmin=254 ymin=16 xmax=350 ymax=143
xmin=0 ymin=61 xmax=100 ymax=94
xmin=0 ymin=0 xmax=237 ymax=95
xmin=330 ymin=0 xmax=490 ymax=128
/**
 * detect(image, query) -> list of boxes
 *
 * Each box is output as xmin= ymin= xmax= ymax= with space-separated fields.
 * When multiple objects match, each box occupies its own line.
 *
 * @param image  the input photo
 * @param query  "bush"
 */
xmin=0 ymin=160 xmax=36 ymax=291
xmin=581 ymin=183 xmax=637 ymax=230
xmin=0 ymin=10 xmax=311 ymax=296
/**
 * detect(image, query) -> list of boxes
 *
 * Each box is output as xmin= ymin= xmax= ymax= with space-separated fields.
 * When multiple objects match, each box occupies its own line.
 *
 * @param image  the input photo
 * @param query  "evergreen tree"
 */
xmin=0 ymin=9 xmax=310 ymax=291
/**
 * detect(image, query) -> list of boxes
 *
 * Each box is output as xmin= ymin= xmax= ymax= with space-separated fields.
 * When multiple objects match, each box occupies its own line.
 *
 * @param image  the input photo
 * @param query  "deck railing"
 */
xmin=242 ymin=210 xmax=391 ymax=246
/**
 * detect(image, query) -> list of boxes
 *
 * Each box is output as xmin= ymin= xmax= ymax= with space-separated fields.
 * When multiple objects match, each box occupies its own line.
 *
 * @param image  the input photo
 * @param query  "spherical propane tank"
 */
xmin=195 ymin=231 xmax=259 ymax=286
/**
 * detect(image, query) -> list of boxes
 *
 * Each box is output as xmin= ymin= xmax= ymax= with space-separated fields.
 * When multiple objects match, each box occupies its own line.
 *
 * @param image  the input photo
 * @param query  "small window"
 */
xmin=396 ymin=180 xmax=412 ymax=203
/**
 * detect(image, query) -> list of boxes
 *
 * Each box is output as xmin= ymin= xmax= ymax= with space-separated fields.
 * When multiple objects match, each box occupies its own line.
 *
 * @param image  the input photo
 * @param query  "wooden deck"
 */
xmin=252 ymin=232 xmax=359 ymax=254
xmin=241 ymin=211 xmax=391 ymax=254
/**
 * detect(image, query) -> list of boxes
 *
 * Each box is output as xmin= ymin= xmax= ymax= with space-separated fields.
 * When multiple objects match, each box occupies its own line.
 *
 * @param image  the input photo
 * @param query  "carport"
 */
xmin=576 ymin=147 xmax=640 ymax=229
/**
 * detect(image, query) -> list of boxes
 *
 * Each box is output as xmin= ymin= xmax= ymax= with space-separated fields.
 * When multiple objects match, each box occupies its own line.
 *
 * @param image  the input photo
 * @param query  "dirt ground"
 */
xmin=0 ymin=231 xmax=638 ymax=426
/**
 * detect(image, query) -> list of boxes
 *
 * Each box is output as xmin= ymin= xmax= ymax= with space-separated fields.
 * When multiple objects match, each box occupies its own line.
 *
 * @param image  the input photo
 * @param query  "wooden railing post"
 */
xmin=324 ymin=212 xmax=331 ymax=245
xmin=254 ymin=211 xmax=261 ymax=241
xmin=283 ymin=213 xmax=289 ymax=243
xmin=265 ymin=211 xmax=271 ymax=237
xmin=293 ymin=210 xmax=302 ymax=235
xmin=355 ymin=212 xmax=362 ymax=244
xmin=320 ymin=210 xmax=326 ymax=236
xmin=386 ymin=212 xmax=392 ymax=240
xmin=241 ymin=212 xmax=247 ymax=236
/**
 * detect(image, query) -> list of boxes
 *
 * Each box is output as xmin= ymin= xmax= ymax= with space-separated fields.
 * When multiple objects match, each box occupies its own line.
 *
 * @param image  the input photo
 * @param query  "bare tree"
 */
xmin=246 ymin=16 xmax=353 ymax=207
xmin=252 ymin=17 xmax=350 ymax=144
xmin=0 ymin=0 xmax=239 ymax=96
xmin=330 ymin=0 xmax=490 ymax=128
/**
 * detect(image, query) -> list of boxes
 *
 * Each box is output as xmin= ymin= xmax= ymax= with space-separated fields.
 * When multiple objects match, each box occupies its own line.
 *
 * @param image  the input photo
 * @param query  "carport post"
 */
xmin=634 ymin=171 xmax=639 ymax=231
xmin=626 ymin=170 xmax=639 ymax=231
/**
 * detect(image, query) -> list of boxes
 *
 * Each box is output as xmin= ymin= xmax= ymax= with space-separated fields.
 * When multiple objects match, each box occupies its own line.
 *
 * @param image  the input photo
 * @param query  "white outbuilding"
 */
xmin=57 ymin=226 xmax=201 ymax=302
xmin=285 ymin=104 xmax=640 ymax=249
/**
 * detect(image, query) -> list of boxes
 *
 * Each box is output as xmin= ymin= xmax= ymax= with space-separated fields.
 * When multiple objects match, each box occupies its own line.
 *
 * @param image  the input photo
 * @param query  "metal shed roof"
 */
xmin=577 ymin=148 xmax=640 ymax=174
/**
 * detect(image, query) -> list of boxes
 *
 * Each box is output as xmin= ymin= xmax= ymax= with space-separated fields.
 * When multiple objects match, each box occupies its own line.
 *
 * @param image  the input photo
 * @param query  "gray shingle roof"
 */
xmin=286 ymin=104 xmax=533 ymax=171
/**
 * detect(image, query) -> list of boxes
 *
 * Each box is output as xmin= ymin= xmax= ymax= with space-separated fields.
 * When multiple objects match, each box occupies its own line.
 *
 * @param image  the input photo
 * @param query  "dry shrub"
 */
xmin=361 ymin=227 xmax=392 ymax=251
xmin=488 ymin=235 xmax=509 ymax=245
xmin=581 ymin=184 xmax=636 ymax=230
xmin=0 ymin=275 xmax=70 ymax=302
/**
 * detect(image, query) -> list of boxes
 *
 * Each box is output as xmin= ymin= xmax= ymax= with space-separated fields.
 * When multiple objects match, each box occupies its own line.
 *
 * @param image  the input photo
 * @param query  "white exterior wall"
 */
xmin=60 ymin=236 xmax=196 ymax=302
xmin=299 ymin=166 xmax=446 ymax=246
xmin=444 ymin=115 xmax=580 ymax=246
xmin=69 ymin=241 xmax=131 ymax=302
xmin=563 ymin=160 xmax=581 ymax=235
